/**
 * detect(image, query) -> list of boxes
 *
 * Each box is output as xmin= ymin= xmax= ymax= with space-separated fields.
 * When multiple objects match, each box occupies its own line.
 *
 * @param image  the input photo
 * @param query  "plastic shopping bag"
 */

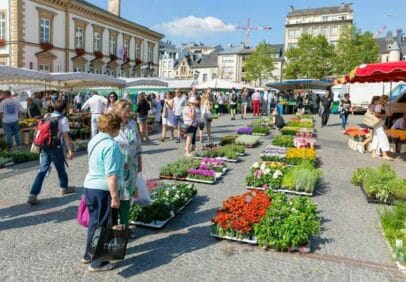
xmin=77 ymin=195 xmax=89 ymax=227
xmin=133 ymin=173 xmax=152 ymax=206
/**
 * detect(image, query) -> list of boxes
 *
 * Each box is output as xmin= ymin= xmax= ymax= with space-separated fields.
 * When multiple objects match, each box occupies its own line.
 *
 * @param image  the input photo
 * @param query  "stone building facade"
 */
xmin=0 ymin=0 xmax=163 ymax=77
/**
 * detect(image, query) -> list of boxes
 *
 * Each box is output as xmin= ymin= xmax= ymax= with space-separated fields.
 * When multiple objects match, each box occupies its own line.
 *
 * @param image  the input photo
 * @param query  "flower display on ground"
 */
xmin=211 ymin=191 xmax=271 ymax=237
xmin=237 ymin=127 xmax=253 ymax=135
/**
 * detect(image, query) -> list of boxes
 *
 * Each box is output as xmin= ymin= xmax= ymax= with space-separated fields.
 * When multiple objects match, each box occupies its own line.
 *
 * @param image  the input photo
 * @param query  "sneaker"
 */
xmin=129 ymin=228 xmax=137 ymax=239
xmin=88 ymin=262 xmax=116 ymax=272
xmin=62 ymin=186 xmax=75 ymax=195
xmin=27 ymin=195 xmax=39 ymax=205
xmin=80 ymin=255 xmax=91 ymax=264
xmin=176 ymin=138 xmax=180 ymax=143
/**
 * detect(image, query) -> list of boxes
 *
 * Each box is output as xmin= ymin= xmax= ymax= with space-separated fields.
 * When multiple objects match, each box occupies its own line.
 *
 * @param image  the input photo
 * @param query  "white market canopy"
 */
xmin=165 ymin=79 xmax=196 ymax=89
xmin=195 ymin=79 xmax=247 ymax=90
xmin=49 ymin=72 xmax=126 ymax=89
xmin=126 ymin=78 xmax=168 ymax=88
xmin=0 ymin=65 xmax=49 ymax=85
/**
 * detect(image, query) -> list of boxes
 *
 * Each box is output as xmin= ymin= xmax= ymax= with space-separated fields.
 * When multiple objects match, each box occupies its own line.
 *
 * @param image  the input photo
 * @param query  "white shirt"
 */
xmin=74 ymin=95 xmax=83 ymax=104
xmin=252 ymin=92 xmax=261 ymax=101
xmin=50 ymin=112 xmax=70 ymax=138
xmin=81 ymin=95 xmax=107 ymax=114
xmin=391 ymin=118 xmax=405 ymax=129
xmin=0 ymin=97 xmax=22 ymax=123
xmin=173 ymin=96 xmax=186 ymax=116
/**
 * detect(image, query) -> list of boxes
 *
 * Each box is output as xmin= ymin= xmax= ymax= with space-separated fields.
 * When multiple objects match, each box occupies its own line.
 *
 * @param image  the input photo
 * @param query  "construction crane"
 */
xmin=235 ymin=18 xmax=272 ymax=48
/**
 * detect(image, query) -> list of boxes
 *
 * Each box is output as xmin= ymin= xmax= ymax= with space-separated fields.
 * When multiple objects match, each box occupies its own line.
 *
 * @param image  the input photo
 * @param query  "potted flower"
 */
xmin=94 ymin=51 xmax=104 ymax=59
xmin=252 ymin=126 xmax=270 ymax=136
xmin=186 ymin=168 xmax=216 ymax=183
xmin=0 ymin=39 xmax=6 ymax=47
xmin=237 ymin=127 xmax=253 ymax=135
xmin=40 ymin=42 xmax=54 ymax=51
xmin=75 ymin=48 xmax=85 ymax=57
xmin=110 ymin=54 xmax=118 ymax=61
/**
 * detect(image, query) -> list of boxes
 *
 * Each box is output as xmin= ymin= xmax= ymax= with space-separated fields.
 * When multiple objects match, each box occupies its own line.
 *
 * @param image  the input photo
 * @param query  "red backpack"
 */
xmin=34 ymin=114 xmax=63 ymax=148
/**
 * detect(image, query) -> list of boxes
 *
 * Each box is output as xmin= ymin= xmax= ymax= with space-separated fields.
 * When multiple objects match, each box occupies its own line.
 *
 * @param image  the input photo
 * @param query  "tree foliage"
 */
xmin=244 ymin=42 xmax=275 ymax=86
xmin=284 ymin=33 xmax=334 ymax=79
xmin=333 ymin=25 xmax=380 ymax=75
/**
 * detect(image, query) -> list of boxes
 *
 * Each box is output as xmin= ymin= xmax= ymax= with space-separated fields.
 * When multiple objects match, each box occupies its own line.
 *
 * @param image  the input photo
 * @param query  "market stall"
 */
xmin=267 ymin=79 xmax=333 ymax=115
xmin=195 ymin=79 xmax=247 ymax=90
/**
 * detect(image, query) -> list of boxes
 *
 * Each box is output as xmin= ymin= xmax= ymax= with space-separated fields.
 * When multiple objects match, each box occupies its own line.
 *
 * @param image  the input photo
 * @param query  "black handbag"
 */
xmin=86 ymin=208 xmax=129 ymax=262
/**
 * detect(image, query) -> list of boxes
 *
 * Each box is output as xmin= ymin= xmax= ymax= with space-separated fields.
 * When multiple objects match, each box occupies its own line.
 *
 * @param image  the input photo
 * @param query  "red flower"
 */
xmin=75 ymin=48 xmax=85 ymax=57
xmin=40 ymin=42 xmax=54 ymax=51
xmin=0 ymin=39 xmax=5 ymax=46
xmin=94 ymin=51 xmax=104 ymax=59
xmin=212 ymin=191 xmax=271 ymax=235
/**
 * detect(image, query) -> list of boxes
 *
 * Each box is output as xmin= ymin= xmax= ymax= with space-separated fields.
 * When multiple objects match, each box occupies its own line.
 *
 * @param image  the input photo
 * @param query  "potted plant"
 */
xmin=0 ymin=39 xmax=6 ymax=47
xmin=75 ymin=48 xmax=85 ymax=57
xmin=94 ymin=51 xmax=104 ymax=59
xmin=40 ymin=42 xmax=54 ymax=51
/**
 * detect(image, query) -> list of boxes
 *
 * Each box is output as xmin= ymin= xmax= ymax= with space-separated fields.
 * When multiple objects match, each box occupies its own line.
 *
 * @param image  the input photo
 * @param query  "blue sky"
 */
xmin=87 ymin=0 xmax=406 ymax=47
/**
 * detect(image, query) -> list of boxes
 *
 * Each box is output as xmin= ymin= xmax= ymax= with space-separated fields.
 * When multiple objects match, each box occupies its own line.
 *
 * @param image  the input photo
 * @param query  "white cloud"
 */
xmin=154 ymin=16 xmax=235 ymax=37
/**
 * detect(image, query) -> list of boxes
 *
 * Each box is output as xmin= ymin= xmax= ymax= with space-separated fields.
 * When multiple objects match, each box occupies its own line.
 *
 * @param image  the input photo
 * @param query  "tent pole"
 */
xmin=388 ymin=81 xmax=393 ymax=128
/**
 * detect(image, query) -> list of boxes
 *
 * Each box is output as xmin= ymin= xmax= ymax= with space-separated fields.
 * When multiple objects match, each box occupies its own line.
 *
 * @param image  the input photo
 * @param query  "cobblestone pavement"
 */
xmin=0 ymin=114 xmax=405 ymax=281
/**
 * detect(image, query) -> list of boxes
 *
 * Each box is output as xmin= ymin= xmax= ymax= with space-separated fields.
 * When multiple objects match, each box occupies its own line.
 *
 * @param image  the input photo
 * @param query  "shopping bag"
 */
xmin=363 ymin=111 xmax=384 ymax=128
xmin=133 ymin=173 xmax=152 ymax=206
xmin=86 ymin=209 xmax=128 ymax=262
xmin=77 ymin=195 xmax=89 ymax=227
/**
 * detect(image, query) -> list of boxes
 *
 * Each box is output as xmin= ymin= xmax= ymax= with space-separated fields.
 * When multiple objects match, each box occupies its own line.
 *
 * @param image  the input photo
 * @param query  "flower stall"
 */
xmin=129 ymin=182 xmax=197 ymax=228
xmin=211 ymin=191 xmax=320 ymax=253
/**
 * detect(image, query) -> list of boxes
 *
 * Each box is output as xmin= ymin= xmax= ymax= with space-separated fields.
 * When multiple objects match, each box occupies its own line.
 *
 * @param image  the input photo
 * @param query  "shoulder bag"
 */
xmin=363 ymin=111 xmax=384 ymax=128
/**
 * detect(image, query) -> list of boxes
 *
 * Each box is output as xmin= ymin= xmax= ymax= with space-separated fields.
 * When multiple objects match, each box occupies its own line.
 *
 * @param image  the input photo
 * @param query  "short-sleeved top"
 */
xmin=84 ymin=132 xmax=124 ymax=191
xmin=252 ymin=92 xmax=261 ymax=101
xmin=173 ymin=96 xmax=186 ymax=116
xmin=321 ymin=96 xmax=333 ymax=109
xmin=182 ymin=105 xmax=196 ymax=126
xmin=81 ymin=95 xmax=107 ymax=114
xmin=0 ymin=98 xmax=22 ymax=123
xmin=49 ymin=111 xmax=70 ymax=138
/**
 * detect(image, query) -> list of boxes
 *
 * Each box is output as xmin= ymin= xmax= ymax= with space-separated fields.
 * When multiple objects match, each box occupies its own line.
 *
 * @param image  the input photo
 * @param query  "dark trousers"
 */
xmin=85 ymin=188 xmax=111 ymax=267
xmin=321 ymin=110 xmax=330 ymax=127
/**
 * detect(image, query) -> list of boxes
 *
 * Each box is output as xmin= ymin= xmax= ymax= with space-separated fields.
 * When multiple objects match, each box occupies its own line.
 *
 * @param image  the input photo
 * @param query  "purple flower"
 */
xmin=237 ymin=127 xmax=253 ymax=135
xmin=188 ymin=168 xmax=215 ymax=177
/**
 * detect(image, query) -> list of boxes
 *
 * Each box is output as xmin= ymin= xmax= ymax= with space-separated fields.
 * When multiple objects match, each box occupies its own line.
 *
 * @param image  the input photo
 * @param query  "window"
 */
xmin=163 ymin=61 xmax=167 ymax=68
xmin=109 ymin=36 xmax=117 ymax=55
xmin=124 ymin=39 xmax=129 ymax=57
xmin=322 ymin=16 xmax=328 ymax=22
xmin=212 ymin=73 xmax=217 ymax=79
xmin=94 ymin=32 xmax=101 ymax=52
xmin=168 ymin=71 xmax=172 ymax=77
xmin=340 ymin=16 xmax=347 ymax=21
xmin=75 ymin=27 xmax=84 ymax=49
xmin=287 ymin=43 xmax=297 ymax=49
xmin=40 ymin=18 xmax=51 ymax=43
xmin=163 ymin=71 xmax=167 ymax=77
xmin=135 ymin=41 xmax=141 ymax=59
xmin=330 ymin=41 xmax=337 ymax=47
xmin=39 ymin=64 xmax=50 ymax=72
xmin=331 ymin=26 xmax=338 ymax=36
xmin=312 ymin=28 xmax=319 ymax=36
xmin=288 ymin=29 xmax=295 ymax=39
xmin=168 ymin=61 xmax=173 ymax=68
xmin=0 ymin=12 xmax=5 ymax=39
xmin=73 ymin=67 xmax=82 ymax=72
xmin=148 ymin=44 xmax=154 ymax=62
xmin=321 ymin=27 xmax=329 ymax=37
xmin=57 ymin=63 xmax=61 ymax=72
xmin=294 ymin=29 xmax=301 ymax=38
xmin=203 ymin=74 xmax=208 ymax=82
xmin=303 ymin=27 xmax=309 ymax=34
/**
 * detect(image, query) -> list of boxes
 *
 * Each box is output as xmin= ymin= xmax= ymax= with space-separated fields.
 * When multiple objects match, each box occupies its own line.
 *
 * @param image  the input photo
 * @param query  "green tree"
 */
xmin=284 ymin=33 xmax=335 ymax=79
xmin=244 ymin=42 xmax=275 ymax=86
xmin=333 ymin=25 xmax=380 ymax=76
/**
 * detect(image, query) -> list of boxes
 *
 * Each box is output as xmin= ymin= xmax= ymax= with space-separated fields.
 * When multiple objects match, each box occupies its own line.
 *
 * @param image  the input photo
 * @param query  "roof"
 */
xmin=192 ymin=51 xmax=219 ymax=69
xmin=238 ymin=44 xmax=285 ymax=60
xmin=219 ymin=44 xmax=247 ymax=55
xmin=75 ymin=0 xmax=164 ymax=38
xmin=287 ymin=4 xmax=353 ymax=17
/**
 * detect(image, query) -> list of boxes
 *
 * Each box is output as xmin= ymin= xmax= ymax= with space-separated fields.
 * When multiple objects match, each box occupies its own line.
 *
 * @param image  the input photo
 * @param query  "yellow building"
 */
xmin=0 ymin=0 xmax=163 ymax=77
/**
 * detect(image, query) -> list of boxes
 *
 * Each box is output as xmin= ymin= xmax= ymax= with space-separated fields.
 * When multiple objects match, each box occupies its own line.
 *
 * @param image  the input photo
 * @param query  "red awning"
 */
xmin=349 ymin=61 xmax=406 ymax=83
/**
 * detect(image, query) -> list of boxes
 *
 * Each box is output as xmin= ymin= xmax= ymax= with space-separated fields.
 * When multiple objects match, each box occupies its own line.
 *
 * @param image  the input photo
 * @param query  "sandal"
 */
xmin=88 ymin=262 xmax=116 ymax=272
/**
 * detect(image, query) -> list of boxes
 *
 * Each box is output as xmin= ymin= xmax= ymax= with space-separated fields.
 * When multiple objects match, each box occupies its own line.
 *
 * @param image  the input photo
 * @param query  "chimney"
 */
xmin=108 ymin=0 xmax=120 ymax=16
xmin=289 ymin=5 xmax=294 ymax=12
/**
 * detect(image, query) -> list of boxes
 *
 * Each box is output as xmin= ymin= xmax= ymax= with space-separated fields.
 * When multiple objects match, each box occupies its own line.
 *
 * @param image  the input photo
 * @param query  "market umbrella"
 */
xmin=266 ymin=79 xmax=333 ymax=91
xmin=348 ymin=61 xmax=406 ymax=83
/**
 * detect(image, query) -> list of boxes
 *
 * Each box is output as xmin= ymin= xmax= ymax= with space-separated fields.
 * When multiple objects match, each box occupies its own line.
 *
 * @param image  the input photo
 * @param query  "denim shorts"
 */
xmin=137 ymin=115 xmax=148 ymax=123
